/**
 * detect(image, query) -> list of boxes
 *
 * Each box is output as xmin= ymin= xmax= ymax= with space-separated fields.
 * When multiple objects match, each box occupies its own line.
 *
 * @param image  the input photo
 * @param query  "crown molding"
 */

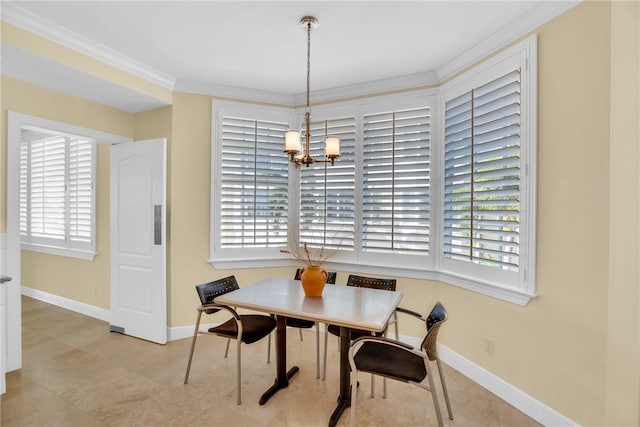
xmin=1 ymin=2 xmax=176 ymax=90
xmin=294 ymin=71 xmax=440 ymax=106
xmin=175 ymin=80 xmax=296 ymax=107
xmin=176 ymin=71 xmax=439 ymax=107
xmin=437 ymin=0 xmax=582 ymax=82
xmin=1 ymin=0 xmax=581 ymax=108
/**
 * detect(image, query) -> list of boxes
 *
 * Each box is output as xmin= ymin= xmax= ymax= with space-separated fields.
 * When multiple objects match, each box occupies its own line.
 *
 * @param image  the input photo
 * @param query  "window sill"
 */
xmin=209 ymin=257 xmax=536 ymax=306
xmin=21 ymin=243 xmax=97 ymax=261
xmin=434 ymin=269 xmax=536 ymax=307
xmin=209 ymin=257 xmax=294 ymax=270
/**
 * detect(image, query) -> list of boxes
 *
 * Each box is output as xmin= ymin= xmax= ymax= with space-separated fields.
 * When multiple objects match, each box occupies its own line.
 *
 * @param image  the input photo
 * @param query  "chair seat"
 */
xmin=353 ymin=341 xmax=427 ymax=383
xmin=209 ymin=314 xmax=276 ymax=344
xmin=327 ymin=324 xmax=380 ymax=340
xmin=284 ymin=317 xmax=315 ymax=329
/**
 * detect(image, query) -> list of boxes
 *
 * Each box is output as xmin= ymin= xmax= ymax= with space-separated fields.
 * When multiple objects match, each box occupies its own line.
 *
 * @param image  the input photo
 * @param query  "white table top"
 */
xmin=215 ymin=277 xmax=403 ymax=333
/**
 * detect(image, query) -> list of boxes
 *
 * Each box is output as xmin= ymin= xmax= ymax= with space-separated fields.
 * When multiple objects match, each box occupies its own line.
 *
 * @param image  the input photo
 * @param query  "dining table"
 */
xmin=215 ymin=277 xmax=402 ymax=427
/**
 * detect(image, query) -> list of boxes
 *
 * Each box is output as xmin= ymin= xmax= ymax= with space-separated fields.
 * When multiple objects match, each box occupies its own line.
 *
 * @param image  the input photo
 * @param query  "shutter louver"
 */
xmin=220 ymin=116 xmax=289 ymax=248
xmin=444 ymin=70 xmax=520 ymax=271
xmin=300 ymin=116 xmax=356 ymax=250
xmin=362 ymin=107 xmax=431 ymax=254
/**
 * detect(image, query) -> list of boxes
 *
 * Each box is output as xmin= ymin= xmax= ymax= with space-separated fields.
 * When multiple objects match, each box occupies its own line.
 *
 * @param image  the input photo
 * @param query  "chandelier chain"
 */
xmin=306 ymin=19 xmax=311 ymax=112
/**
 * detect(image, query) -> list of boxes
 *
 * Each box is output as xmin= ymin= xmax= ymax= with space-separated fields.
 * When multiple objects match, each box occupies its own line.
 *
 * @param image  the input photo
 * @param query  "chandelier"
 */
xmin=284 ymin=16 xmax=340 ymax=167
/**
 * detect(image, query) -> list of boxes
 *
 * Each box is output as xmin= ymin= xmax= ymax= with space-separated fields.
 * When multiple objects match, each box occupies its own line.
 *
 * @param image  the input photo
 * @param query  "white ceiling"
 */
xmin=1 ymin=1 xmax=579 ymax=111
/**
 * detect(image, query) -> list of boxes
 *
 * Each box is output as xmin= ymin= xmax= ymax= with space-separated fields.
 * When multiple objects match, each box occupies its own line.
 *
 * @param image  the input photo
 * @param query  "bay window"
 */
xmin=211 ymin=36 xmax=536 ymax=304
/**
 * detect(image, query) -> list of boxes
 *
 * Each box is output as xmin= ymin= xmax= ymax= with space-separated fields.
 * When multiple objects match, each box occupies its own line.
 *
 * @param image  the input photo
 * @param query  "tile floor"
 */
xmin=2 ymin=296 xmax=541 ymax=426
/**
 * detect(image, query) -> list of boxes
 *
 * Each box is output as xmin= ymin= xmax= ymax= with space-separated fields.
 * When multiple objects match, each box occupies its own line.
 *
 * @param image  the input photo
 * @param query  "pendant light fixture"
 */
xmin=284 ymin=16 xmax=340 ymax=167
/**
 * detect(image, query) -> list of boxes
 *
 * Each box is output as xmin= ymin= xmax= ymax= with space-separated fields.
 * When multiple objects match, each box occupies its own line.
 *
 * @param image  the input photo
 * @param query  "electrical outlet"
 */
xmin=485 ymin=338 xmax=495 ymax=356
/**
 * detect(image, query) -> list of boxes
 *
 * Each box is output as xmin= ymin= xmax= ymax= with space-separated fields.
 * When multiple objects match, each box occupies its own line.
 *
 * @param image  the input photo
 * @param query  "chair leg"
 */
xmin=425 ymin=361 xmax=444 ymax=427
xmin=370 ymin=374 xmax=375 ymax=398
xmin=350 ymin=368 xmax=358 ymax=427
xmin=383 ymin=313 xmax=398 ymax=399
xmin=370 ymin=330 xmax=376 ymax=396
xmin=394 ymin=313 xmax=400 ymax=341
xmin=224 ymin=338 xmax=231 ymax=358
xmin=184 ymin=310 xmax=203 ymax=384
xmin=267 ymin=333 xmax=271 ymax=364
xmin=299 ymin=328 xmax=304 ymax=341
xmin=436 ymin=359 xmax=453 ymax=420
xmin=322 ymin=324 xmax=329 ymax=380
xmin=236 ymin=339 xmax=242 ymax=405
xmin=383 ymin=375 xmax=388 ymax=399
xmin=315 ymin=322 xmax=320 ymax=379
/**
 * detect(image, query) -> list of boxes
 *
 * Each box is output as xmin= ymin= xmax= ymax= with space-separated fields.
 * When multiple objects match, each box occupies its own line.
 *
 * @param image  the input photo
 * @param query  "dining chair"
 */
xmin=267 ymin=268 xmax=337 ymax=378
xmin=323 ymin=274 xmax=398 ymax=397
xmin=348 ymin=302 xmax=453 ymax=427
xmin=183 ymin=275 xmax=276 ymax=405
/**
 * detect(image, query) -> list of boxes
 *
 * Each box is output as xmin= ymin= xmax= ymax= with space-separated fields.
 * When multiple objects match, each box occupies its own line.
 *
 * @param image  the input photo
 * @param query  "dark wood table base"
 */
xmin=328 ymin=326 xmax=353 ymax=427
xmin=259 ymin=366 xmax=299 ymax=405
xmin=259 ymin=319 xmax=354 ymax=427
xmin=259 ymin=315 xmax=300 ymax=405
xmin=329 ymin=397 xmax=350 ymax=427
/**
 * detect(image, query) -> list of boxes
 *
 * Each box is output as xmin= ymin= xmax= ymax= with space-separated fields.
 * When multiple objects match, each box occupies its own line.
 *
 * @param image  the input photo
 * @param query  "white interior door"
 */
xmin=110 ymin=138 xmax=167 ymax=344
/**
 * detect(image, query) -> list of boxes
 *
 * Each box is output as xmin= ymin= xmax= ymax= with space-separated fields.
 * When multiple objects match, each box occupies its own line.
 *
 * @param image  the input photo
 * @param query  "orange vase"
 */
xmin=300 ymin=266 xmax=327 ymax=297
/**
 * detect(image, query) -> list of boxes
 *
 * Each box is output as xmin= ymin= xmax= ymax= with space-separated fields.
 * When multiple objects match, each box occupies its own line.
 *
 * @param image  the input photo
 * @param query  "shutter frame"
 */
xmin=219 ymin=115 xmax=289 ymax=249
xmin=19 ymin=128 xmax=96 ymax=256
xmin=362 ymin=106 xmax=431 ymax=255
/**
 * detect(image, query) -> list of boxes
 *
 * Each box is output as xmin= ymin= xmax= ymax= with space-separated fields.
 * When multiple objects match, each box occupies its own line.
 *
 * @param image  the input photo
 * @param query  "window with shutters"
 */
xmin=19 ymin=126 xmax=96 ymax=259
xmin=292 ymin=96 xmax=435 ymax=271
xmin=439 ymin=36 xmax=536 ymax=301
xmin=299 ymin=115 xmax=356 ymax=252
xmin=362 ymin=107 xmax=431 ymax=255
xmin=211 ymin=102 xmax=293 ymax=266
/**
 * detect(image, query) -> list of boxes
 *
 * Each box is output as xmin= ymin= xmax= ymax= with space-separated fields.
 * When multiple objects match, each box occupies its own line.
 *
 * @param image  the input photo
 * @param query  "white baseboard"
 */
xmin=21 ymin=286 xmax=110 ymax=322
xmin=432 ymin=339 xmax=578 ymax=427
xmin=168 ymin=325 xmax=195 ymax=341
xmin=17 ymin=291 xmax=576 ymax=426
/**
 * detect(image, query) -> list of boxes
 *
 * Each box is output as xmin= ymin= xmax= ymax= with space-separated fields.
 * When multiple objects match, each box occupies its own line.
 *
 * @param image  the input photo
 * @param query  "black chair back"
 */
xmin=294 ymin=268 xmax=337 ymax=284
xmin=195 ymin=275 xmax=240 ymax=314
xmin=346 ymin=274 xmax=396 ymax=291
xmin=421 ymin=302 xmax=448 ymax=361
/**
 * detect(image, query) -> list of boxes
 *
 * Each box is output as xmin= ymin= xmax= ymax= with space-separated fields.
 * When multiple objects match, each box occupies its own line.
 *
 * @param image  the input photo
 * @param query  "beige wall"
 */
xmin=1 ymin=1 xmax=639 ymax=424
xmin=605 ymin=0 xmax=640 ymax=424
xmin=168 ymin=92 xmax=293 ymax=325
xmin=1 ymin=76 xmax=135 ymax=308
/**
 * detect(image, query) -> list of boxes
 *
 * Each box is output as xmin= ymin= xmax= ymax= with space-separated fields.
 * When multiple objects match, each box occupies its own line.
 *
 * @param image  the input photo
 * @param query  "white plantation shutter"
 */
xmin=220 ymin=116 xmax=289 ymax=248
xmin=300 ymin=116 xmax=356 ymax=250
xmin=68 ymin=138 xmax=94 ymax=244
xmin=443 ymin=70 xmax=521 ymax=272
xmin=19 ymin=128 xmax=96 ymax=255
xmin=362 ymin=107 xmax=431 ymax=254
